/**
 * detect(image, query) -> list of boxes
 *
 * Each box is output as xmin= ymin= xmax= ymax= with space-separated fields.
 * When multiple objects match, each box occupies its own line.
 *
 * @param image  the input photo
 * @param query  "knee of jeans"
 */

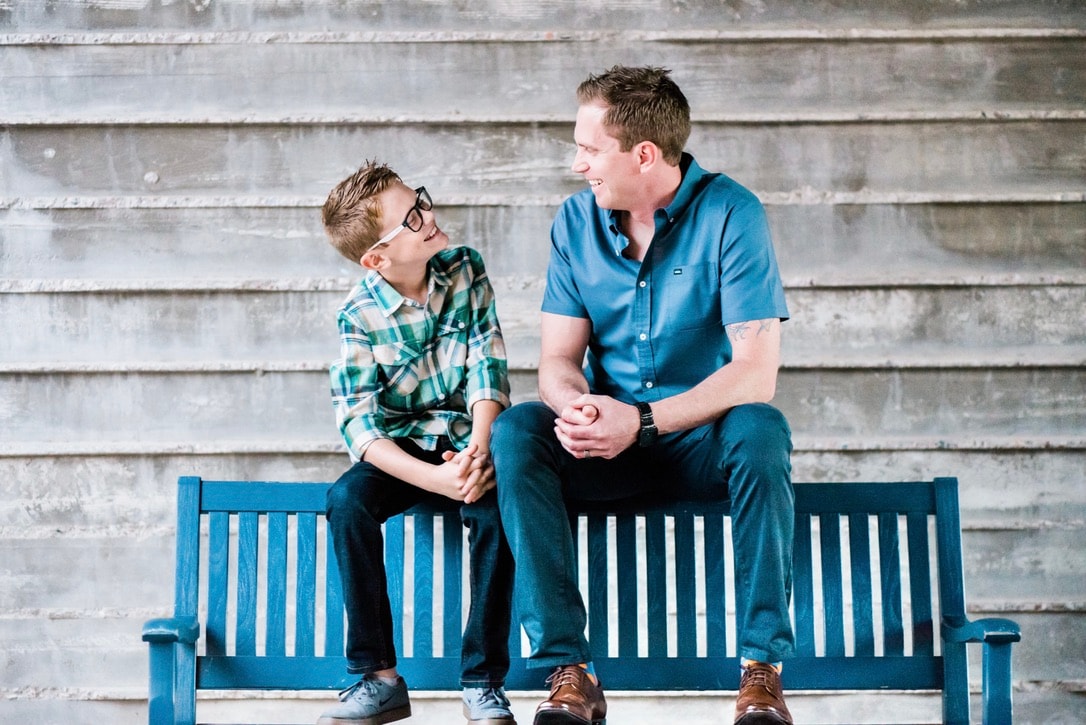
xmin=326 ymin=479 xmax=378 ymax=528
xmin=461 ymin=491 xmax=501 ymax=527
xmin=491 ymin=402 xmax=551 ymax=455
xmin=724 ymin=404 xmax=792 ymax=450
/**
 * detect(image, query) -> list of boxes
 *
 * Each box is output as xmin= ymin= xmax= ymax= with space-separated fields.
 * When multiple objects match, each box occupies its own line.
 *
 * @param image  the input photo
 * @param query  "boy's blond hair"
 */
xmin=321 ymin=160 xmax=402 ymax=262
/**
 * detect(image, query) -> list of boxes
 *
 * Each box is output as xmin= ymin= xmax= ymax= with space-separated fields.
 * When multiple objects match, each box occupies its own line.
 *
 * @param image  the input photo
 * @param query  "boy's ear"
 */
xmin=359 ymin=249 xmax=386 ymax=270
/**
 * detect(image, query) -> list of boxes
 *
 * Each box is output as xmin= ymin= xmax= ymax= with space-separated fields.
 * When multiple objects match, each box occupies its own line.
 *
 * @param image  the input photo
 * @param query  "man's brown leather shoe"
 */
xmin=533 ymin=665 xmax=607 ymax=725
xmin=734 ymin=661 xmax=793 ymax=725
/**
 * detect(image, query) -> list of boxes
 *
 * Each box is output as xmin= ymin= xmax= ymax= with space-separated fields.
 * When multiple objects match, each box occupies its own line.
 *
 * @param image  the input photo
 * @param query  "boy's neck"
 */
xmin=379 ymin=263 xmax=430 ymax=304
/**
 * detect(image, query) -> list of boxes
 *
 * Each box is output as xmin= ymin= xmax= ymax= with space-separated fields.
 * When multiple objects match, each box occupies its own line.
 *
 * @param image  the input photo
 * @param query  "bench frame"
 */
xmin=143 ymin=475 xmax=1019 ymax=724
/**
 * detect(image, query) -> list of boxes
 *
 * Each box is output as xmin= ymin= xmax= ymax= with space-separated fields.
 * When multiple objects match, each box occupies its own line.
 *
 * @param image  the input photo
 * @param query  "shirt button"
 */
xmin=645 ymin=382 xmax=654 ymax=389
xmin=639 ymin=281 xmax=647 ymax=288
xmin=458 ymin=321 xmax=465 ymax=329
xmin=639 ymin=333 xmax=647 ymax=341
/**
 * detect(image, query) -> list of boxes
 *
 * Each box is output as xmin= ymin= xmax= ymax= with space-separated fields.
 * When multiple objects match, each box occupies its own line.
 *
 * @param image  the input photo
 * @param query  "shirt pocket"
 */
xmin=372 ymin=340 xmax=424 ymax=396
xmin=660 ymin=261 xmax=722 ymax=331
xmin=434 ymin=310 xmax=470 ymax=372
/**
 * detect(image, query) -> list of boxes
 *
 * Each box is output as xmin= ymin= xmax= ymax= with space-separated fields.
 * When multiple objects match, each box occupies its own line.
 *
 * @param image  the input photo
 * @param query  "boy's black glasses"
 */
xmin=373 ymin=186 xmax=433 ymax=248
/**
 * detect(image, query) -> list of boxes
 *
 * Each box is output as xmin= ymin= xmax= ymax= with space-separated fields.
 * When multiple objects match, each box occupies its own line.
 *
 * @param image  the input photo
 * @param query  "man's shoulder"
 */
xmin=696 ymin=171 xmax=762 ymax=209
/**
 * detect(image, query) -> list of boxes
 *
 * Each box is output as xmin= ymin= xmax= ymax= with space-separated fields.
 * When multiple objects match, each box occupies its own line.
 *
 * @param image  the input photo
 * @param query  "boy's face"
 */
xmin=368 ymin=182 xmax=449 ymax=266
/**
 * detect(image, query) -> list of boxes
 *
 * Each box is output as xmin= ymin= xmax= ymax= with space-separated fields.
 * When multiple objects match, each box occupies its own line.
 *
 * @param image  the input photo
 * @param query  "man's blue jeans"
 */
xmin=325 ymin=438 xmax=514 ymax=686
xmin=491 ymin=401 xmax=795 ymax=669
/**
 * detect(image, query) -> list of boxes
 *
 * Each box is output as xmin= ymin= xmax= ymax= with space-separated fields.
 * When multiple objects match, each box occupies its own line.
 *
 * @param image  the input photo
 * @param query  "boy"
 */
xmin=318 ymin=160 xmax=516 ymax=725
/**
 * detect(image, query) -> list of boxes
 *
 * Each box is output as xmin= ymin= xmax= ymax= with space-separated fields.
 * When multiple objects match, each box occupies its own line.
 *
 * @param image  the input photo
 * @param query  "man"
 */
xmin=491 ymin=66 xmax=795 ymax=725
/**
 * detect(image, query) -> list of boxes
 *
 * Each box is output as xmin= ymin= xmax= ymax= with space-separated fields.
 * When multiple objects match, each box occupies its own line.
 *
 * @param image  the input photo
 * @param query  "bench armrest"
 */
xmin=943 ymin=616 xmax=1020 ymax=725
xmin=142 ymin=616 xmax=201 ymax=645
xmin=943 ymin=616 xmax=1021 ymax=645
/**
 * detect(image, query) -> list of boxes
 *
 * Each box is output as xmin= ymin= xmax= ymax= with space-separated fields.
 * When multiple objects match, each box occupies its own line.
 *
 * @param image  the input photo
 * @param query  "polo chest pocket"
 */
xmin=661 ymin=262 xmax=721 ymax=331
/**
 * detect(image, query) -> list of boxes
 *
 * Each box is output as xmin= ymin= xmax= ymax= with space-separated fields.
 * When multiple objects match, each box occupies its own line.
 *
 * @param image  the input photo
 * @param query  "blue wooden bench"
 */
xmin=143 ymin=475 xmax=1019 ymax=724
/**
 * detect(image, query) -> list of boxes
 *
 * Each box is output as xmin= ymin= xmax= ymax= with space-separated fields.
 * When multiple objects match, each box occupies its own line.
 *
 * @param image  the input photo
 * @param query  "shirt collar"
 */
xmin=604 ymin=152 xmax=706 ymax=241
xmin=362 ymin=254 xmax=453 ymax=317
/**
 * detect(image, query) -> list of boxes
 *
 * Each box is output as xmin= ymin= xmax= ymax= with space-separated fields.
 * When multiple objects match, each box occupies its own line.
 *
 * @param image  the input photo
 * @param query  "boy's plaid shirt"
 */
xmin=329 ymin=246 xmax=510 ymax=460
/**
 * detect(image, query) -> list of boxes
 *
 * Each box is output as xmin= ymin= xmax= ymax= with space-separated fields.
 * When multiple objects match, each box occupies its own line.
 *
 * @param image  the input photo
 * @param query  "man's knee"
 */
xmin=491 ymin=401 xmax=553 ymax=452
xmin=723 ymin=403 xmax=791 ymax=449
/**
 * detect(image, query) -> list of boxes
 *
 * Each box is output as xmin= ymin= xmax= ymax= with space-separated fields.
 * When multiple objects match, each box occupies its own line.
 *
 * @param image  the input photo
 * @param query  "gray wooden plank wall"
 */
xmin=1 ymin=2 xmax=1084 ymax=723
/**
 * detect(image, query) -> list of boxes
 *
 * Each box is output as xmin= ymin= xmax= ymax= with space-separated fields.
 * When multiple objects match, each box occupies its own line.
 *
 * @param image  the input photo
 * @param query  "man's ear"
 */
xmin=359 ymin=250 xmax=386 ymax=271
xmin=636 ymin=141 xmax=659 ymax=171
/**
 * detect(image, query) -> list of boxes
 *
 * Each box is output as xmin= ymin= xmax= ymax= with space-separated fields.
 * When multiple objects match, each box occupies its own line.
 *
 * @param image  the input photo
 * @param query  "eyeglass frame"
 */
xmin=371 ymin=186 xmax=433 ymax=249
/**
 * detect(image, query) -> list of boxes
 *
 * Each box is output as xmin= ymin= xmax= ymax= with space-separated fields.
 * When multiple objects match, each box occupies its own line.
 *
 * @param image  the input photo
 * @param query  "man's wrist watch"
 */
xmin=635 ymin=401 xmax=658 ymax=447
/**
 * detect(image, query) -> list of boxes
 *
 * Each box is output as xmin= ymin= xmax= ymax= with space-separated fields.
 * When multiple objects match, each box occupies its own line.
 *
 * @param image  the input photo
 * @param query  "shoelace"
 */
xmin=741 ymin=666 xmax=774 ymax=691
xmin=545 ymin=666 xmax=585 ymax=692
xmin=338 ymin=676 xmax=380 ymax=702
xmin=473 ymin=687 xmax=511 ymax=708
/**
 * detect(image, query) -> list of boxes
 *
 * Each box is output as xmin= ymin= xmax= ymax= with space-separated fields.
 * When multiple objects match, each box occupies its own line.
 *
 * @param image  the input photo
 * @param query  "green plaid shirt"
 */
xmin=330 ymin=246 xmax=510 ymax=460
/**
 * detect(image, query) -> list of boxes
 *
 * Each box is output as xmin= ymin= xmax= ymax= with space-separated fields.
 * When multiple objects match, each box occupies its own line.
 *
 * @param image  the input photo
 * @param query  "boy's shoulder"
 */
xmin=432 ymin=244 xmax=485 ymax=272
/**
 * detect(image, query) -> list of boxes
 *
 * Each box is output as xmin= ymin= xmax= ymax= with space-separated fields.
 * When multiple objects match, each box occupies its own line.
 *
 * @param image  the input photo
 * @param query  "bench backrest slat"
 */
xmin=819 ymin=513 xmax=846 ymax=657
xmin=702 ymin=513 xmax=729 ymax=657
xmin=615 ymin=515 xmax=639 ymax=656
xmin=878 ymin=512 xmax=906 ymax=656
xmin=848 ymin=513 xmax=876 ymax=656
xmin=237 ymin=511 xmax=259 ymax=656
xmin=266 ymin=512 xmax=288 ymax=657
xmin=674 ymin=513 xmax=698 ymax=658
xmin=295 ymin=511 xmax=318 ymax=657
xmin=206 ymin=511 xmax=230 ymax=657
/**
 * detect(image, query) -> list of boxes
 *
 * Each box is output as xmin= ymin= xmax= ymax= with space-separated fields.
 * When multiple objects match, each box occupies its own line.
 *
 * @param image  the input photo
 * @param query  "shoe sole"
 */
xmin=316 ymin=704 xmax=411 ymax=725
xmin=532 ymin=711 xmax=605 ymax=725
xmin=734 ymin=712 xmax=790 ymax=725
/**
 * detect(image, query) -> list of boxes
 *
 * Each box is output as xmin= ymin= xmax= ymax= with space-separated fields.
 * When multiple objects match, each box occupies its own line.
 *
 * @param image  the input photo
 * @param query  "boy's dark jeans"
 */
xmin=326 ymin=438 xmax=514 ymax=687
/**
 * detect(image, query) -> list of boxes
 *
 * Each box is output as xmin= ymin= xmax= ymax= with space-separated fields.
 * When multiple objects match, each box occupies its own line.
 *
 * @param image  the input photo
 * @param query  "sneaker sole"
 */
xmin=316 ymin=703 xmax=411 ymax=725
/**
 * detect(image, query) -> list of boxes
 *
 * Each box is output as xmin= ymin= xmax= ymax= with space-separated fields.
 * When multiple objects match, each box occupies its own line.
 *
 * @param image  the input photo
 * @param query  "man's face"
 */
xmin=571 ymin=103 xmax=641 ymax=210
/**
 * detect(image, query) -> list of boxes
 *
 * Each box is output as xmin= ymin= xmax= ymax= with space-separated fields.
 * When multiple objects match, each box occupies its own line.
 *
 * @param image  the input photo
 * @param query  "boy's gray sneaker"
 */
xmin=463 ymin=686 xmax=517 ymax=723
xmin=316 ymin=674 xmax=411 ymax=725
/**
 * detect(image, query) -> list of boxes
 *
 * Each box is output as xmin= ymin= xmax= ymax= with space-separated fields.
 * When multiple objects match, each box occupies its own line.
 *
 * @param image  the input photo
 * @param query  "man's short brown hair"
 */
xmin=321 ymin=160 xmax=402 ymax=262
xmin=576 ymin=65 xmax=690 ymax=165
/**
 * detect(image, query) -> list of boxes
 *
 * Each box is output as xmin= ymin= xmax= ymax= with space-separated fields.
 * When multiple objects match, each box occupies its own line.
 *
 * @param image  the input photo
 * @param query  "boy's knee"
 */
xmin=461 ymin=491 xmax=501 ymax=527
xmin=325 ymin=473 xmax=378 ymax=526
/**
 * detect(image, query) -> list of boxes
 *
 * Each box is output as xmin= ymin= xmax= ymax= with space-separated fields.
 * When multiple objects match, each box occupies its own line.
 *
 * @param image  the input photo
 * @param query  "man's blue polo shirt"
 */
xmin=542 ymin=153 xmax=789 ymax=404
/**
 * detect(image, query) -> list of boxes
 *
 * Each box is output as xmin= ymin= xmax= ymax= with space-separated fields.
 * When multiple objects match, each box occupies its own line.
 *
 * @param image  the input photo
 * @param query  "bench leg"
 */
xmin=982 ymin=640 xmax=1014 ymax=725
